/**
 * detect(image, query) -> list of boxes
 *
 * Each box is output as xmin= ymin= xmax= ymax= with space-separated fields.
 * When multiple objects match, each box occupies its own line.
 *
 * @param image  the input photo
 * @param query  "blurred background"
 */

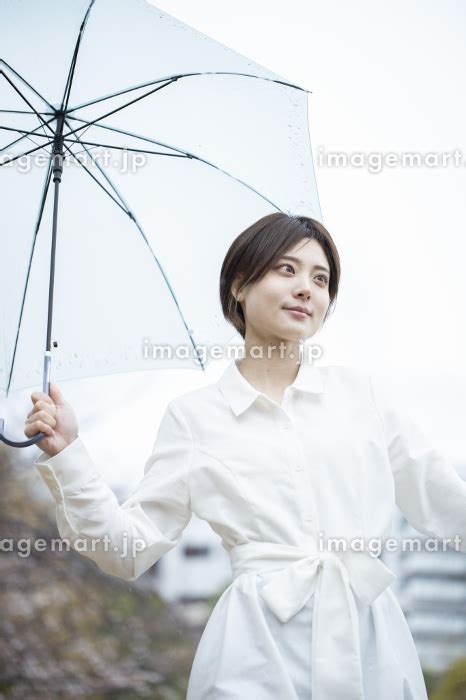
xmin=1 ymin=0 xmax=466 ymax=697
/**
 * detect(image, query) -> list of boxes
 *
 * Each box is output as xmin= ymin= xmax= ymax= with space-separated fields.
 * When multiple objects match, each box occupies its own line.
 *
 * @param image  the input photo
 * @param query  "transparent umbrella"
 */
xmin=0 ymin=0 xmax=321 ymax=447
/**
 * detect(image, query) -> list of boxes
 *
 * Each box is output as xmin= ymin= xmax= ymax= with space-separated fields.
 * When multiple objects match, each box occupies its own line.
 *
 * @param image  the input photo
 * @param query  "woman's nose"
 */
xmin=296 ymin=286 xmax=311 ymax=300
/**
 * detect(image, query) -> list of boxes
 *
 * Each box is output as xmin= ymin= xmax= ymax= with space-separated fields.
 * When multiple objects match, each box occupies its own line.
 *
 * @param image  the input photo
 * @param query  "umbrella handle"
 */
xmin=0 ymin=352 xmax=52 ymax=449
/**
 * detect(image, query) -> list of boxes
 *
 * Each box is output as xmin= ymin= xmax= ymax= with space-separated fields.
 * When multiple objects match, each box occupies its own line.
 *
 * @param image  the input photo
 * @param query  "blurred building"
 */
xmin=138 ymin=515 xmax=231 ymax=624
xmin=388 ymin=450 xmax=466 ymax=674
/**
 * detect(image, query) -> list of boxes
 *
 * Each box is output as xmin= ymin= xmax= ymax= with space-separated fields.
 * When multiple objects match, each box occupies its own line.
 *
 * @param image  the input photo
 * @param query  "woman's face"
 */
xmin=237 ymin=237 xmax=331 ymax=344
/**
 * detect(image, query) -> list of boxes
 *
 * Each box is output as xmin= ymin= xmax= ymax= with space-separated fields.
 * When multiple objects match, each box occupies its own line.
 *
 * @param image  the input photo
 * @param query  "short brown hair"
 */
xmin=219 ymin=212 xmax=341 ymax=339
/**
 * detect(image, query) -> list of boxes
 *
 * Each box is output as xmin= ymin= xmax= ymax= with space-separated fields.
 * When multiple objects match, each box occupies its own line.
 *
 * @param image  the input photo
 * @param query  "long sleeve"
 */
xmin=369 ymin=373 xmax=466 ymax=554
xmin=33 ymin=400 xmax=193 ymax=581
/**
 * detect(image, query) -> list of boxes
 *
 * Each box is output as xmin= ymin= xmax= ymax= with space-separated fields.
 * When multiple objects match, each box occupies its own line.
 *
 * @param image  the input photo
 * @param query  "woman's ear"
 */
xmin=231 ymin=279 xmax=243 ymax=302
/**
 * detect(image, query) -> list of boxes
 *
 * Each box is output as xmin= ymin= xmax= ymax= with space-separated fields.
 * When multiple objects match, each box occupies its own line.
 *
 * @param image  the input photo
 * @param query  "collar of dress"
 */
xmin=216 ymin=358 xmax=325 ymax=417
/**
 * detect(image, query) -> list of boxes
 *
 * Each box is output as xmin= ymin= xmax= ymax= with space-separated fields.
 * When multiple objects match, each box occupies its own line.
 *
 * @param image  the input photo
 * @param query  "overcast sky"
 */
xmin=10 ymin=0 xmax=466 ymax=489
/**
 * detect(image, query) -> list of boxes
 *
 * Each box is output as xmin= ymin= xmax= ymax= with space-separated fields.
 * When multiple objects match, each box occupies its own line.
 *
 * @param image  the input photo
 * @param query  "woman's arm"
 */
xmin=33 ymin=400 xmax=193 ymax=581
xmin=369 ymin=373 xmax=466 ymax=553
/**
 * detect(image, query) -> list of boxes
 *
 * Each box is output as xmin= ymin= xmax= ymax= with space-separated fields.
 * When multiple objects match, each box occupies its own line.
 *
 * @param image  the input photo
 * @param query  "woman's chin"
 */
xmin=268 ymin=327 xmax=306 ymax=345
xmin=280 ymin=327 xmax=317 ymax=344
xmin=249 ymin=321 xmax=313 ymax=346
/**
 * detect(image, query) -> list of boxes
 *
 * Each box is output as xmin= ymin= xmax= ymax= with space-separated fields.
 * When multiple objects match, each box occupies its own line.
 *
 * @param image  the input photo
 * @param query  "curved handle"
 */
xmin=0 ymin=418 xmax=49 ymax=448
xmin=0 ymin=353 xmax=52 ymax=449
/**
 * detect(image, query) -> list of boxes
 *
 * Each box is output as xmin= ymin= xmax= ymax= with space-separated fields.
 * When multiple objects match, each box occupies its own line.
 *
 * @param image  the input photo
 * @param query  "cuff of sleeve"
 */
xmin=34 ymin=436 xmax=100 ymax=497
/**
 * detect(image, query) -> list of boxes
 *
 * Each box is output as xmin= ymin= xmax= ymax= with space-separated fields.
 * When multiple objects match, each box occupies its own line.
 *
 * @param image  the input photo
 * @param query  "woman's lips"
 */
xmin=284 ymin=308 xmax=310 ymax=319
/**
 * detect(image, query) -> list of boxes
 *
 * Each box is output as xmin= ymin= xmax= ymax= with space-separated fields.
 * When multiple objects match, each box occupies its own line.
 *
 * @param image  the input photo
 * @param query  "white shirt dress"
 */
xmin=33 ymin=359 xmax=466 ymax=699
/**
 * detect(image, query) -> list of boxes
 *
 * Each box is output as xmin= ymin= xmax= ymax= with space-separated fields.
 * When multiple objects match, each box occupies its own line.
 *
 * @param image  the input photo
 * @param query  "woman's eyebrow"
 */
xmin=280 ymin=255 xmax=330 ymax=275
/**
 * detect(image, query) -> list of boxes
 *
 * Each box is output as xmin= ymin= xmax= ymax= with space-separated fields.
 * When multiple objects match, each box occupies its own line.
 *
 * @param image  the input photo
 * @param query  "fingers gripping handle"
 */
xmin=0 ymin=352 xmax=52 ymax=449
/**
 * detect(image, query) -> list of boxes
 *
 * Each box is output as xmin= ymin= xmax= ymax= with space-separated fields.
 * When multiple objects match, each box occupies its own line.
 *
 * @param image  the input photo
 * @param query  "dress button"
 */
xmin=50 ymin=481 xmax=61 ymax=498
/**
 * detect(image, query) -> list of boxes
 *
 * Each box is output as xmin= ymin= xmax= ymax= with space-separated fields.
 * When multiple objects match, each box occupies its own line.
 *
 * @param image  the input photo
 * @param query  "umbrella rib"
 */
xmin=0 ymin=120 xmax=56 ymax=155
xmin=63 ymin=116 xmax=133 ymax=214
xmin=60 ymin=78 xmax=180 ymax=143
xmin=118 ymin=219 xmax=208 ymax=374
xmin=0 ymin=71 xmax=55 ymax=152
xmin=59 ymin=0 xmax=96 ymax=114
xmin=0 ymin=60 xmax=55 ymax=111
xmin=4 ymin=124 xmax=185 ymax=158
xmin=60 ymin=117 xmax=207 ymax=374
xmin=66 ymin=70 xmax=310 ymax=114
xmin=304 ymin=93 xmax=323 ymax=221
xmin=63 ymin=117 xmax=284 ymax=212
xmin=62 ymin=142 xmax=132 ymax=216
xmin=0 ymin=109 xmax=54 ymax=116
xmin=62 ymin=137 xmax=188 ymax=158
xmin=0 ymin=136 xmax=55 ymax=166
xmin=6 ymin=159 xmax=54 ymax=397
xmin=65 ymin=115 xmax=185 ymax=156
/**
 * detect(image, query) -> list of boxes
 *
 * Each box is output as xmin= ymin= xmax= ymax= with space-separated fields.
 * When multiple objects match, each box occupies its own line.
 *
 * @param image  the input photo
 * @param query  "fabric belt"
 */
xmin=229 ymin=541 xmax=397 ymax=700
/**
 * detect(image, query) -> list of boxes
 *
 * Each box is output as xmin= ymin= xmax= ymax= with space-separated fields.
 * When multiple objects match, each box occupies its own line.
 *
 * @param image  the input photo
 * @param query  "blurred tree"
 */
xmin=429 ymin=657 xmax=466 ymax=700
xmin=0 ymin=442 xmax=200 ymax=699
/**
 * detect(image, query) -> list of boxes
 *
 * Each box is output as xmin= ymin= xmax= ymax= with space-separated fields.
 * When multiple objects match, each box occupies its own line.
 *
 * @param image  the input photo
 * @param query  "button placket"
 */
xmin=295 ymin=409 xmax=318 ymax=525
xmin=296 ymin=435 xmax=318 ymax=525
xmin=278 ymin=405 xmax=314 ymax=524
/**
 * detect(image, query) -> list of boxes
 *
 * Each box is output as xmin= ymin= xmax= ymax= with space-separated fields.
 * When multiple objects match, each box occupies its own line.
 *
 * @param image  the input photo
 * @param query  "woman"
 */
xmin=26 ymin=213 xmax=466 ymax=699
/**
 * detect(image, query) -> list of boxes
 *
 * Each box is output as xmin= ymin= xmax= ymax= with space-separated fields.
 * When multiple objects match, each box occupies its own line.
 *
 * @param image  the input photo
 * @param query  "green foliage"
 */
xmin=429 ymin=657 xmax=466 ymax=700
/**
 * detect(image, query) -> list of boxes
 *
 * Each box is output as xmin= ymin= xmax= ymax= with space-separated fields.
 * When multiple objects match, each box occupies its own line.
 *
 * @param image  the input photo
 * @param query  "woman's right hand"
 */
xmin=25 ymin=382 xmax=79 ymax=457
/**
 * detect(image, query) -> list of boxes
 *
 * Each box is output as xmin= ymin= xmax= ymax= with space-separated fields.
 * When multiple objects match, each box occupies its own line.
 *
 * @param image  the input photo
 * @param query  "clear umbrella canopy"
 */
xmin=0 ymin=0 xmax=321 ymax=397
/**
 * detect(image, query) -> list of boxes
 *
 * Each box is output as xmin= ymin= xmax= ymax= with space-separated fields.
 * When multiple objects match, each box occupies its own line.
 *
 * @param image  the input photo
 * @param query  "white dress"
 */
xmin=33 ymin=360 xmax=466 ymax=699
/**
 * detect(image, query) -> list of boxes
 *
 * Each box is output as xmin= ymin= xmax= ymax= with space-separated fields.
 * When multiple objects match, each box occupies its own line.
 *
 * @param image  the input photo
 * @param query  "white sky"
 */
xmin=11 ymin=0 xmax=466 ymax=489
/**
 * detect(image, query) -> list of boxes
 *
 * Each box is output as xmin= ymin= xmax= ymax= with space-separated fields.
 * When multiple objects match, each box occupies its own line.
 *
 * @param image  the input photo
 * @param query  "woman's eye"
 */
xmin=278 ymin=265 xmax=328 ymax=285
xmin=279 ymin=264 xmax=295 ymax=273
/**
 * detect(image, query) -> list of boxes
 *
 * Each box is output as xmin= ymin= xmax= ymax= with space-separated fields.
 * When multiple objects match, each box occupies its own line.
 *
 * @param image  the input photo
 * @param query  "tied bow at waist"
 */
xmin=229 ymin=541 xmax=397 ymax=700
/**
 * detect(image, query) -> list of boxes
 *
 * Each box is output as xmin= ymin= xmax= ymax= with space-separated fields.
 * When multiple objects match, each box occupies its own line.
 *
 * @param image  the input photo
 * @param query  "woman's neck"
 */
xmin=236 ymin=340 xmax=302 ymax=403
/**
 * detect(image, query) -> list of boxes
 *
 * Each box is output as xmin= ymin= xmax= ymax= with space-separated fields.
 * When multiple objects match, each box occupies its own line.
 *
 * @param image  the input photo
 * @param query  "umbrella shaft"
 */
xmin=43 ymin=351 xmax=51 ymax=394
xmin=45 ymin=174 xmax=60 ymax=353
xmin=45 ymin=114 xmax=65 ymax=354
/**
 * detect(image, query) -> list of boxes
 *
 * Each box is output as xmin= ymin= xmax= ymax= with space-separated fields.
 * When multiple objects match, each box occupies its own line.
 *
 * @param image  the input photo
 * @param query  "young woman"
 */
xmin=26 ymin=213 xmax=466 ymax=699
